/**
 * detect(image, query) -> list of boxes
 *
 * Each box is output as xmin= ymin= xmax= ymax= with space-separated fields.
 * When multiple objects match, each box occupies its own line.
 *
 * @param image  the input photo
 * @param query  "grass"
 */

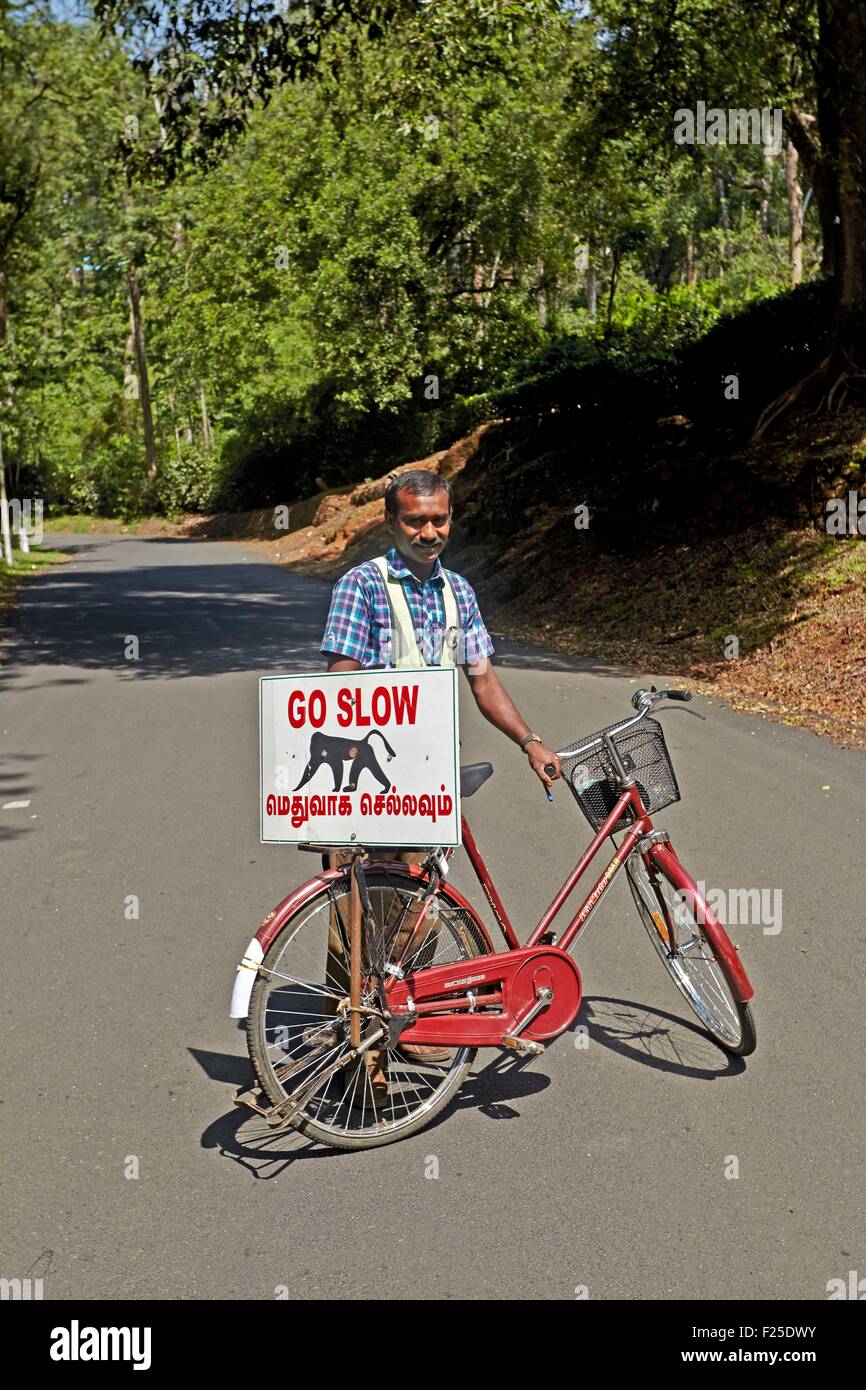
xmin=0 ymin=545 xmax=69 ymax=637
xmin=41 ymin=513 xmax=172 ymax=533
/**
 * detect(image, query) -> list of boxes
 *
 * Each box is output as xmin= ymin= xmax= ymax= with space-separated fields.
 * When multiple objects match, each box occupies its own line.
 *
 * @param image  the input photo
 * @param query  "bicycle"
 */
xmin=231 ymin=687 xmax=756 ymax=1150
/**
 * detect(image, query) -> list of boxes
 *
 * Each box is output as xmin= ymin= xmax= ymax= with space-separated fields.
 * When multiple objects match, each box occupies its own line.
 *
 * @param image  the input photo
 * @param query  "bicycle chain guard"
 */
xmin=383 ymin=945 xmax=582 ymax=1049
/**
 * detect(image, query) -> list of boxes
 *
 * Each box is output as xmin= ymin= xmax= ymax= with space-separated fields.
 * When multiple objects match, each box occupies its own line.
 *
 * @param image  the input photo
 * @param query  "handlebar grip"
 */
xmin=665 ymin=690 xmax=692 ymax=701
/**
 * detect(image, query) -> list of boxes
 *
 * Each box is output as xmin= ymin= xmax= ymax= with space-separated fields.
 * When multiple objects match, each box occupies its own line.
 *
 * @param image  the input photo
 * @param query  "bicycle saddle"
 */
xmin=460 ymin=762 xmax=493 ymax=797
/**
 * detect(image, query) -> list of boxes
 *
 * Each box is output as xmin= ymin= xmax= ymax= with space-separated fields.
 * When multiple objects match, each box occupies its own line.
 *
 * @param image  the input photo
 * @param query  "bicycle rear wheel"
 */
xmin=246 ymin=869 xmax=491 ymax=1150
xmin=626 ymin=849 xmax=756 ymax=1056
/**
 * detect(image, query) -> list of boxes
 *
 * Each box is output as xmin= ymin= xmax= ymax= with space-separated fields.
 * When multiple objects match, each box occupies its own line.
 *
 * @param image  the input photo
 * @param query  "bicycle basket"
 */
xmin=560 ymin=716 xmax=680 ymax=834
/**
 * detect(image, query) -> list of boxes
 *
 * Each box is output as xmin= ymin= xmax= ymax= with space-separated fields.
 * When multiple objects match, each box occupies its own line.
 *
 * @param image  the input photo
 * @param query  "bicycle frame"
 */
xmin=232 ymin=699 xmax=752 ymax=1052
xmin=457 ymin=780 xmax=651 ymax=956
xmin=405 ymin=699 xmax=692 ymax=958
xmin=230 ymin=690 xmax=757 ymax=1147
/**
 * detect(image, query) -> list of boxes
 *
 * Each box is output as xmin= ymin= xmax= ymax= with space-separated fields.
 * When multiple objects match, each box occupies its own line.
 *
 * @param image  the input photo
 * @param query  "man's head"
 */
xmin=384 ymin=470 xmax=453 ymax=569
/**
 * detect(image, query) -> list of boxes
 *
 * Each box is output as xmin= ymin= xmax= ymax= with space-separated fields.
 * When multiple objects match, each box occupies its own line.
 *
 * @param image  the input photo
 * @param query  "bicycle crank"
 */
xmin=501 ymin=985 xmax=553 ymax=1055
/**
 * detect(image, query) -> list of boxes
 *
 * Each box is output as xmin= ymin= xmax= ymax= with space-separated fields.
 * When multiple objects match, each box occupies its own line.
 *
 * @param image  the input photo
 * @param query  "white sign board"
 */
xmin=260 ymin=668 xmax=461 ymax=846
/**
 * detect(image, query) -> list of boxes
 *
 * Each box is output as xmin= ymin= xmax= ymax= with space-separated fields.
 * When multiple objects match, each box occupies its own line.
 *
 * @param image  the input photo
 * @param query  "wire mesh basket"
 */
xmin=560 ymin=716 xmax=680 ymax=834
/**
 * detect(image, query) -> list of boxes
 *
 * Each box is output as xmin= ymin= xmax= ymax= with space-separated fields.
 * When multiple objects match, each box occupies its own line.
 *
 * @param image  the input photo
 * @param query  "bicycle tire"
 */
xmin=246 ymin=869 xmax=492 ymax=1150
xmin=626 ymin=849 xmax=757 ymax=1057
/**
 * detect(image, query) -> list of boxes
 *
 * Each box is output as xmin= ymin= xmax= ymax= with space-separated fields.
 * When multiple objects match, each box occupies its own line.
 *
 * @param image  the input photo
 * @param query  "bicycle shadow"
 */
xmin=580 ymin=995 xmax=748 ymax=1078
xmin=199 ymin=1043 xmax=553 ymax=1179
xmin=200 ymin=997 xmax=744 ymax=1178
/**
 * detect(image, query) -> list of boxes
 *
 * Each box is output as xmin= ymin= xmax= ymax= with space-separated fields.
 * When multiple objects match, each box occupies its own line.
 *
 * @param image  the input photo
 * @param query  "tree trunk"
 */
xmin=754 ymin=2 xmax=866 ymax=439
xmin=716 ymin=172 xmax=730 ymax=234
xmin=685 ymin=237 xmax=698 ymax=285
xmin=787 ymin=106 xmax=839 ymax=278
xmin=786 ymin=140 xmax=803 ymax=287
xmin=604 ymin=249 xmax=621 ymax=335
xmin=585 ymin=244 xmax=598 ymax=319
xmin=126 ymin=260 xmax=158 ymax=483
xmin=123 ymin=318 xmax=136 ymax=403
xmin=535 ymin=259 xmax=547 ymax=327
xmin=168 ymin=389 xmax=184 ymax=464
xmin=196 ymin=379 xmax=212 ymax=450
xmin=472 ymin=261 xmax=485 ymax=369
xmin=826 ymin=0 xmax=866 ymax=350
xmin=716 ymin=171 xmax=730 ymax=283
xmin=759 ymin=142 xmax=774 ymax=234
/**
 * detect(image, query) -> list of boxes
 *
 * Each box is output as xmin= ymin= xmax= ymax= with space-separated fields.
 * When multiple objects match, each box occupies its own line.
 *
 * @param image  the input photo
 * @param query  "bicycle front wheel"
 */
xmin=626 ymin=849 xmax=756 ymax=1056
xmin=246 ymin=869 xmax=491 ymax=1150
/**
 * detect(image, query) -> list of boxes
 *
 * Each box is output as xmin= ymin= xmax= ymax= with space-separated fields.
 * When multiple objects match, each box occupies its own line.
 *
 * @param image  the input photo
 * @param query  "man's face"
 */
xmin=388 ymin=487 xmax=452 ymax=565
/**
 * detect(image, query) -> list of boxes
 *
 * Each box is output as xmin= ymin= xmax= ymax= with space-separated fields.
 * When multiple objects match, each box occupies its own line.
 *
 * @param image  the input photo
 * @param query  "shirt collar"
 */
xmin=386 ymin=545 xmax=444 ymax=586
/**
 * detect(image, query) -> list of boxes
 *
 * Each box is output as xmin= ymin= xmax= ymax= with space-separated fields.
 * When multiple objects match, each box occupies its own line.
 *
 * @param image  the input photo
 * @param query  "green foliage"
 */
xmin=1 ymin=1 xmax=832 ymax=517
xmin=602 ymin=281 xmax=723 ymax=360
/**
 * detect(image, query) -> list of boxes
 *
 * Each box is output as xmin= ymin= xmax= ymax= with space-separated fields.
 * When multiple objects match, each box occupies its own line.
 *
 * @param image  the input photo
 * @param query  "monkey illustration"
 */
xmin=293 ymin=729 xmax=396 ymax=793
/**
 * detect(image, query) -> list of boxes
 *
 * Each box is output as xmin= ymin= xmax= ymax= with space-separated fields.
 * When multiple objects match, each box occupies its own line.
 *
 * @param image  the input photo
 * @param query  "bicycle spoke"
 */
xmin=628 ymin=854 xmax=744 ymax=1049
xmin=252 ymin=871 xmax=477 ymax=1143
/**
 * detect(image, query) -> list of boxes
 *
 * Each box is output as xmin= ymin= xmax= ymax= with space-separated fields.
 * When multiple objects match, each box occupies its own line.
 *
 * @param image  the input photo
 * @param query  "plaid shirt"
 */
xmin=321 ymin=547 xmax=495 ymax=669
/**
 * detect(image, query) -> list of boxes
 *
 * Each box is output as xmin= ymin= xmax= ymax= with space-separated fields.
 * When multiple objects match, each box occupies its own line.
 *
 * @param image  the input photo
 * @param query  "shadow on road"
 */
xmin=582 ymin=996 xmax=747 ymax=1077
xmin=0 ymin=558 xmax=332 ymax=684
xmin=200 ymin=995 xmax=741 ymax=1178
xmin=0 ymin=536 xmax=635 ymax=686
xmin=0 ymin=752 xmax=44 ymax=842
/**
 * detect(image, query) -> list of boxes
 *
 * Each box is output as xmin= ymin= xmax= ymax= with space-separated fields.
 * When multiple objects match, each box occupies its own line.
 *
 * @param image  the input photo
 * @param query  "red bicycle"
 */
xmin=232 ymin=687 xmax=756 ymax=1150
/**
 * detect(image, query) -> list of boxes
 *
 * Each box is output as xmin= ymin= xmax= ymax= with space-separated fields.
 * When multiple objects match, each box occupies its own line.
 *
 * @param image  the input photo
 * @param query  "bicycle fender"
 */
xmin=228 ymin=874 xmax=334 ymax=1018
xmin=228 ymin=865 xmax=497 ymax=1019
xmin=649 ymin=842 xmax=755 ymax=1003
xmin=229 ymin=937 xmax=264 ymax=1019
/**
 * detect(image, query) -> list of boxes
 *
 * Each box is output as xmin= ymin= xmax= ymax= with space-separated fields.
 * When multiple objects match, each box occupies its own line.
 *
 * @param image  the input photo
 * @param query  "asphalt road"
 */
xmin=2 ymin=532 xmax=864 ymax=1300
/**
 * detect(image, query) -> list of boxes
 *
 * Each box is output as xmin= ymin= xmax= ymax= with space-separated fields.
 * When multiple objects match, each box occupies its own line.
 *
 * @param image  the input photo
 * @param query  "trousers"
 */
xmin=323 ymin=847 xmax=439 ymax=1088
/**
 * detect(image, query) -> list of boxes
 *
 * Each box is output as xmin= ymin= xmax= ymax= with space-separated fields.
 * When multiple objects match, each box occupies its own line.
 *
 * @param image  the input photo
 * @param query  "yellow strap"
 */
xmin=371 ymin=555 xmax=459 ymax=667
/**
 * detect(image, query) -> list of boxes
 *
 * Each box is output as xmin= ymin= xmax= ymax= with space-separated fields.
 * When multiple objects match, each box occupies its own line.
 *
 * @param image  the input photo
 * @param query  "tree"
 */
xmin=573 ymin=0 xmax=866 ymax=431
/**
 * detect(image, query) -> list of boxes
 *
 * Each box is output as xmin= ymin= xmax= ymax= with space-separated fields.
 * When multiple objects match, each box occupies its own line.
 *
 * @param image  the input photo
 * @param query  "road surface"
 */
xmin=1 ymin=533 xmax=863 ymax=1299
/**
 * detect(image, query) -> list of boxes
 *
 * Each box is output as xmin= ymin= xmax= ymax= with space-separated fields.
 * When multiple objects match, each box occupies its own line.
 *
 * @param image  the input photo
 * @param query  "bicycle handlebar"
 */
xmin=632 ymin=685 xmax=692 ymax=710
xmin=553 ymin=686 xmax=695 ymax=763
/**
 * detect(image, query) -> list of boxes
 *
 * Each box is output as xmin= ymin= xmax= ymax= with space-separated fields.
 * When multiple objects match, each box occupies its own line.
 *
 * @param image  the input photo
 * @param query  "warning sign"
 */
xmin=260 ymin=668 xmax=461 ymax=846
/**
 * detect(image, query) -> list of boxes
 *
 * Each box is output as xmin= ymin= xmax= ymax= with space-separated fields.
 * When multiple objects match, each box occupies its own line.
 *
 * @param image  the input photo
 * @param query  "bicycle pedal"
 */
xmin=501 ymin=1035 xmax=545 ymax=1057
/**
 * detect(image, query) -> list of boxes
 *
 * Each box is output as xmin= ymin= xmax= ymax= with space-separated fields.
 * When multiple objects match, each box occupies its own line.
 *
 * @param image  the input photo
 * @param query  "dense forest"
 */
xmin=1 ymin=0 xmax=864 ymax=518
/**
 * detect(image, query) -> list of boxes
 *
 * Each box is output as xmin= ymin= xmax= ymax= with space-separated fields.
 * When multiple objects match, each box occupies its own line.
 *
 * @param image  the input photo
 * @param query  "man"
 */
xmin=320 ymin=468 xmax=561 ymax=1099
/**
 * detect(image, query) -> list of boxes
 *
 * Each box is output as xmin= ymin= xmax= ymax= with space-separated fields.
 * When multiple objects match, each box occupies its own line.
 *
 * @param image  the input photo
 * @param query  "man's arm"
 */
xmin=326 ymin=655 xmax=362 ymax=673
xmin=463 ymin=659 xmax=562 ymax=788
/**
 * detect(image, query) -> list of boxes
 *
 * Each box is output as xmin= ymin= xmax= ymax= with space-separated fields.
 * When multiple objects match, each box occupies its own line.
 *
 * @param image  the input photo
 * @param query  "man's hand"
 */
xmin=525 ymin=741 xmax=561 ymax=788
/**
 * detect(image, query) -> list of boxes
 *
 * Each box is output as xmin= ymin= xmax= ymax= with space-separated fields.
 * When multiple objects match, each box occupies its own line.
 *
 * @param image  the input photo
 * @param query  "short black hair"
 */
xmin=384 ymin=469 xmax=453 ymax=518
